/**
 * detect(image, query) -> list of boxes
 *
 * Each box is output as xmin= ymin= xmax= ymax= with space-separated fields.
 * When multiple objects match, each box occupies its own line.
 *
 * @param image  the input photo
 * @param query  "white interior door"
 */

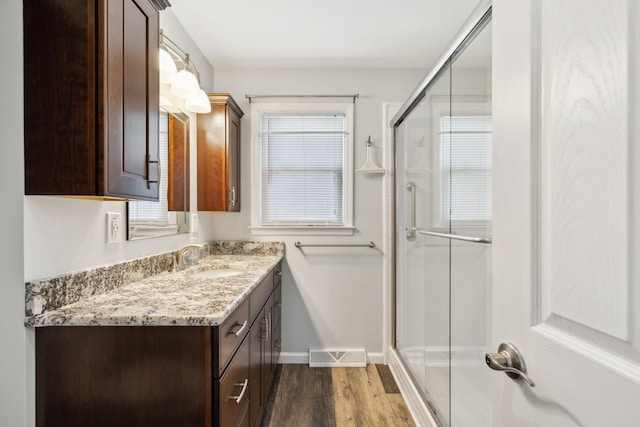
xmin=492 ymin=0 xmax=640 ymax=424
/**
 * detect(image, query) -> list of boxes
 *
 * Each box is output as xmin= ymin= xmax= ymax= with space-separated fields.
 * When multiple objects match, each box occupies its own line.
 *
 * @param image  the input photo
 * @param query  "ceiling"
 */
xmin=168 ymin=0 xmax=484 ymax=69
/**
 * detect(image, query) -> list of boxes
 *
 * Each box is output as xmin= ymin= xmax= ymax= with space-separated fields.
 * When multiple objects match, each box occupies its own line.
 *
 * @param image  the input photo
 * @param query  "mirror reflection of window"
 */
xmin=127 ymin=105 xmax=190 ymax=240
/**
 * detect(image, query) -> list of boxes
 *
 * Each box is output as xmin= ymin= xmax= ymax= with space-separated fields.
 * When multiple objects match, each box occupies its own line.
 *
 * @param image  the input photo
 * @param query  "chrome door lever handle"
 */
xmin=485 ymin=342 xmax=535 ymax=387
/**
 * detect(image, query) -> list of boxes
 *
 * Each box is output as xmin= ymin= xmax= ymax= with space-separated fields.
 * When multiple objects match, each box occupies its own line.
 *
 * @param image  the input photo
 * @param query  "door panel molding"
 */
xmin=535 ymin=0 xmax=634 ymax=343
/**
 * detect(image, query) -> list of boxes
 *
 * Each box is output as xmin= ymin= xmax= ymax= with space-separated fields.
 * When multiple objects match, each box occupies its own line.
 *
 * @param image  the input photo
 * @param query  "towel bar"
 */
xmin=294 ymin=241 xmax=375 ymax=248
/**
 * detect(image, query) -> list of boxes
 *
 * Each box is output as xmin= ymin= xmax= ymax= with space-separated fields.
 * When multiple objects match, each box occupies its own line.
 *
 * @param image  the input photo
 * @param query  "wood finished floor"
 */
xmin=261 ymin=364 xmax=416 ymax=427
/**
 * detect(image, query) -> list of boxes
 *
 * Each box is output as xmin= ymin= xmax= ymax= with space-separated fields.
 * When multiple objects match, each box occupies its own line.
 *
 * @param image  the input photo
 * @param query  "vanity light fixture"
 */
xmin=184 ymin=89 xmax=212 ymax=114
xmin=170 ymin=58 xmax=200 ymax=99
xmin=160 ymin=30 xmax=211 ymax=114
xmin=159 ymin=47 xmax=177 ymax=83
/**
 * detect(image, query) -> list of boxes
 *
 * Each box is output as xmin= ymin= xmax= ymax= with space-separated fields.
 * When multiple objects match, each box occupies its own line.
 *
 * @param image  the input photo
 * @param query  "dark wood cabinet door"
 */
xmin=197 ymin=94 xmax=244 ymax=211
xmin=262 ymin=295 xmax=275 ymax=399
xmin=24 ymin=0 xmax=163 ymax=200
xmin=24 ymin=0 xmax=98 ymax=196
xmin=168 ymin=112 xmax=190 ymax=211
xmin=36 ymin=327 xmax=212 ymax=427
xmin=104 ymin=0 xmax=160 ymax=200
xmin=227 ymin=107 xmax=241 ymax=211
xmin=272 ymin=284 xmax=282 ymax=373
xmin=249 ymin=281 xmax=280 ymax=426
xmin=249 ymin=308 xmax=265 ymax=427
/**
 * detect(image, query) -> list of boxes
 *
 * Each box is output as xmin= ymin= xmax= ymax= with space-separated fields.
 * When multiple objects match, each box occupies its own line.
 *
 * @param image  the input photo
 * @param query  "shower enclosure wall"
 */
xmin=393 ymin=5 xmax=493 ymax=426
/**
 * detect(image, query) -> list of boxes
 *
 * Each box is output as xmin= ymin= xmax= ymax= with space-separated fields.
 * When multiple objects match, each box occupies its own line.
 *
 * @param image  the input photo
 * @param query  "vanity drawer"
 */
xmin=249 ymin=272 xmax=273 ymax=322
xmin=215 ymin=334 xmax=250 ymax=427
xmin=216 ymin=298 xmax=250 ymax=375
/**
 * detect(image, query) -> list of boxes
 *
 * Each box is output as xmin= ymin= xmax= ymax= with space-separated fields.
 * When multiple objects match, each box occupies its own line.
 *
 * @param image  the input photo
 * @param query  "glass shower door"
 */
xmin=395 ymin=64 xmax=452 ymax=425
xmin=394 ymin=8 xmax=492 ymax=426
xmin=448 ymin=17 xmax=493 ymax=427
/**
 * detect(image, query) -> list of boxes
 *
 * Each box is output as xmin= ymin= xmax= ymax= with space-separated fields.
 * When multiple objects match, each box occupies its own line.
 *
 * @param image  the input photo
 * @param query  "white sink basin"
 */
xmin=188 ymin=266 xmax=247 ymax=280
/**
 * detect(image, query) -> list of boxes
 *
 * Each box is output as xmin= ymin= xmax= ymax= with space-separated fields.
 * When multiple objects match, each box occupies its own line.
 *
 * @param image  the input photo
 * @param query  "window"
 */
xmin=128 ymin=111 xmax=170 ymax=224
xmin=250 ymin=101 xmax=354 ymax=235
xmin=439 ymin=114 xmax=492 ymax=224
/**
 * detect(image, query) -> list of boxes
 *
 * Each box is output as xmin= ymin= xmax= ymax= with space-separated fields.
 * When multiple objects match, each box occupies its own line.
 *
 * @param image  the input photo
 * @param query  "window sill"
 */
xmin=249 ymin=225 xmax=355 ymax=236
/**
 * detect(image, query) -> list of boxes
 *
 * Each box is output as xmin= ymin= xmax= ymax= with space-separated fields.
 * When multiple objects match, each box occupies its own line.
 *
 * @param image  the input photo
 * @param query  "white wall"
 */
xmin=0 ymin=2 xmax=28 ymax=425
xmin=161 ymin=10 xmax=214 ymax=92
xmin=209 ymin=68 xmax=425 ymax=361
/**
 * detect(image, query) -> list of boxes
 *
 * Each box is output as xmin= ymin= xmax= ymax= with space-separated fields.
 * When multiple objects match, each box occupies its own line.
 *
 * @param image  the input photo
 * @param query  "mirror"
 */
xmin=127 ymin=102 xmax=190 ymax=239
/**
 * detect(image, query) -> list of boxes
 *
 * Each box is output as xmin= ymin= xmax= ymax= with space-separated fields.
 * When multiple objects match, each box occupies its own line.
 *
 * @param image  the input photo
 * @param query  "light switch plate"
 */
xmin=106 ymin=212 xmax=121 ymax=243
xmin=191 ymin=213 xmax=199 ymax=233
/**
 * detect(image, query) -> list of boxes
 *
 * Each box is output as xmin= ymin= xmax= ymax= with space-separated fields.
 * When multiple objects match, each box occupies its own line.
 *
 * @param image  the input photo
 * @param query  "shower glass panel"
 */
xmin=449 ymin=19 xmax=493 ymax=427
xmin=395 ymin=64 xmax=452 ymax=424
xmin=394 ymin=8 xmax=492 ymax=427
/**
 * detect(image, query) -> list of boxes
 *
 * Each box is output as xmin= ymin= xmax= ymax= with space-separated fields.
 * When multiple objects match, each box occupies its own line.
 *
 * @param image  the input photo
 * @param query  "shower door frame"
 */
xmin=389 ymin=1 xmax=493 ymax=425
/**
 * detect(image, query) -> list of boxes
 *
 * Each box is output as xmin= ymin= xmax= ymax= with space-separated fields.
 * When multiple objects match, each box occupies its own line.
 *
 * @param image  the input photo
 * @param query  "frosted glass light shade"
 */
xmin=170 ymin=69 xmax=200 ymax=99
xmin=185 ymin=89 xmax=211 ymax=114
xmin=160 ymin=95 xmax=181 ymax=113
xmin=159 ymin=49 xmax=177 ymax=84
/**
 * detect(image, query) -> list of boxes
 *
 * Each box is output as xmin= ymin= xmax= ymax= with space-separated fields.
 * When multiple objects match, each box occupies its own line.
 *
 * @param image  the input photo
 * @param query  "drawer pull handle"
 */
xmin=228 ymin=379 xmax=249 ymax=404
xmin=227 ymin=320 xmax=248 ymax=337
xmin=275 ymin=301 xmax=282 ymax=308
xmin=274 ymin=338 xmax=281 ymax=348
xmin=266 ymin=312 xmax=271 ymax=341
xmin=276 ymin=271 xmax=282 ymax=276
xmin=261 ymin=312 xmax=271 ymax=340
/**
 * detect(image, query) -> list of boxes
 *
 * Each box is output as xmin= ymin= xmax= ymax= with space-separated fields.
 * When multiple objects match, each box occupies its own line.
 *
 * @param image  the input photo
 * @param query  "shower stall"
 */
xmin=392 ymin=3 xmax=493 ymax=426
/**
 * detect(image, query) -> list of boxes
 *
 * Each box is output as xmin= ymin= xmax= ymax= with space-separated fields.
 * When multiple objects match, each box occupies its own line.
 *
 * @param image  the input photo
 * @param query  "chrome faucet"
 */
xmin=176 ymin=243 xmax=205 ymax=270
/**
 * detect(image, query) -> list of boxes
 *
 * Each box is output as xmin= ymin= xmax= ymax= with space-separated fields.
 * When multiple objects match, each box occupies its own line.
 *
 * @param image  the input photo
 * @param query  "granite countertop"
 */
xmin=26 ymin=254 xmax=282 ymax=327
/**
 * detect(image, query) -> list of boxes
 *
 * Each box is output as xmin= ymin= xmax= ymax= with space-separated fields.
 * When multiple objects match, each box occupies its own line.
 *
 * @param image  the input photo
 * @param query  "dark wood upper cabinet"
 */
xmin=24 ymin=0 xmax=170 ymax=201
xmin=197 ymin=94 xmax=244 ymax=211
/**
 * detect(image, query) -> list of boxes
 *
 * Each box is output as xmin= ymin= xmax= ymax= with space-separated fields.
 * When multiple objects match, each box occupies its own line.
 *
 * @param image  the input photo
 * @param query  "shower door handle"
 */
xmin=406 ymin=182 xmax=416 ymax=240
xmin=485 ymin=342 xmax=535 ymax=387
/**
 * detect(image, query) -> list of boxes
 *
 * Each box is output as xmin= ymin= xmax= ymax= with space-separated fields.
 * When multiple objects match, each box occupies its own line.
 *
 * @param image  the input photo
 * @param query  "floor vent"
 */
xmin=309 ymin=348 xmax=366 ymax=367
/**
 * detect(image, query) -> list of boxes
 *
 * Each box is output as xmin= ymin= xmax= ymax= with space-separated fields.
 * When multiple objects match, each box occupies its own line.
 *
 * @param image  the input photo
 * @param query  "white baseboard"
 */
xmin=277 ymin=352 xmax=308 ymax=364
xmin=278 ymin=351 xmax=386 ymax=365
xmin=388 ymin=347 xmax=439 ymax=427
xmin=367 ymin=352 xmax=385 ymax=364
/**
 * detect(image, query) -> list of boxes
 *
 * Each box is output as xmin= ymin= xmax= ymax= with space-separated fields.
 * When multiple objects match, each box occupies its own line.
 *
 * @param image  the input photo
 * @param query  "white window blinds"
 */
xmin=258 ymin=113 xmax=346 ymax=225
xmin=440 ymin=115 xmax=492 ymax=223
xmin=128 ymin=111 xmax=169 ymax=224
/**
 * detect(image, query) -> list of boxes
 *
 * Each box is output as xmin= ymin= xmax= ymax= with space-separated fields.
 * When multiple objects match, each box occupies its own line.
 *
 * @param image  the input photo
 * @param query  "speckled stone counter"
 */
xmin=25 ymin=241 xmax=284 ymax=327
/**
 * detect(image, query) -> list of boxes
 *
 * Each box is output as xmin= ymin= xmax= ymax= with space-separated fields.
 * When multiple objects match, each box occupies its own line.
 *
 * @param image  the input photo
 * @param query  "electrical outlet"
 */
xmin=106 ymin=212 xmax=121 ymax=243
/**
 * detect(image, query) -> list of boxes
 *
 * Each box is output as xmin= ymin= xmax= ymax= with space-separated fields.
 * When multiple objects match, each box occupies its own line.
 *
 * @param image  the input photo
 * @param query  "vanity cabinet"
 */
xmin=35 ymin=261 xmax=282 ymax=427
xmin=197 ymin=94 xmax=244 ymax=211
xmin=249 ymin=263 xmax=282 ymax=426
xmin=24 ymin=0 xmax=169 ymax=200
